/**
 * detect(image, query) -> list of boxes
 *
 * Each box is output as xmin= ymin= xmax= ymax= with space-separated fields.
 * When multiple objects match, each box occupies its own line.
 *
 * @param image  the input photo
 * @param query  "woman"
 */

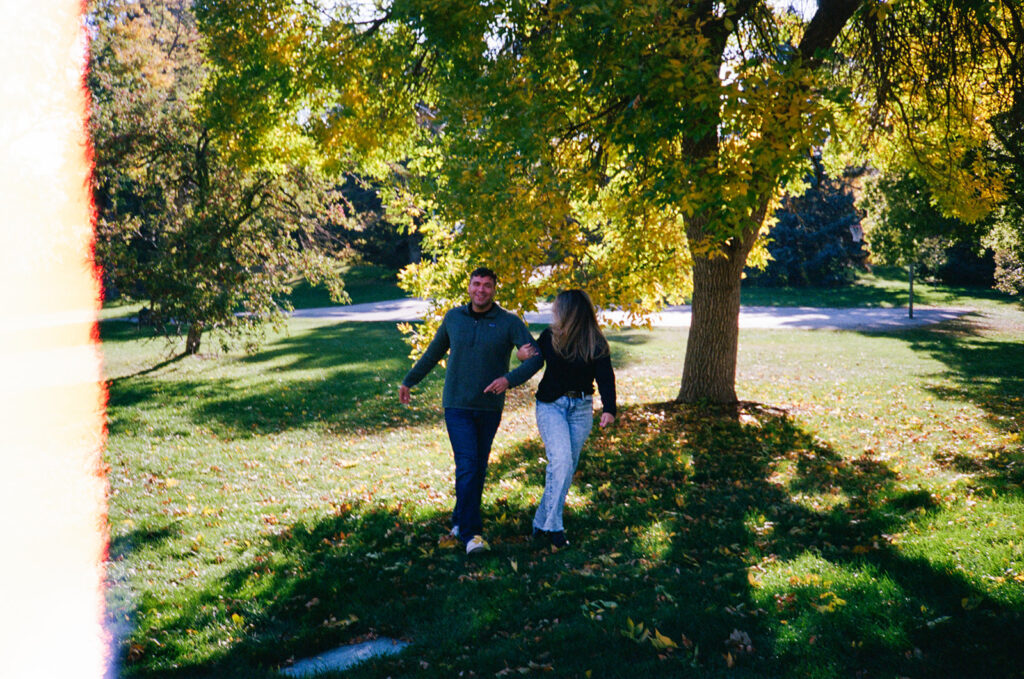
xmin=517 ymin=289 xmax=616 ymax=548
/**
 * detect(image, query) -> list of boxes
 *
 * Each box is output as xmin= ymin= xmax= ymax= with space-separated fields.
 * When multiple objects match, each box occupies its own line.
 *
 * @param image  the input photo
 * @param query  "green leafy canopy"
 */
xmin=196 ymin=0 xmax=1019 ymax=399
xmin=91 ymin=0 xmax=348 ymax=353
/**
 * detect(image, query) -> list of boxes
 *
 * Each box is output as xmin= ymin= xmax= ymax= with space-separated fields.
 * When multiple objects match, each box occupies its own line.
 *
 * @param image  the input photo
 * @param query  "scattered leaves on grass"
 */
xmin=725 ymin=629 xmax=754 ymax=654
xmin=103 ymin=304 xmax=1024 ymax=679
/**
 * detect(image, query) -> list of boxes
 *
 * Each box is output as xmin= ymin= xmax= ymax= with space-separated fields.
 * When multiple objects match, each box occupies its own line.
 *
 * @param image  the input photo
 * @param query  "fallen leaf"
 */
xmin=126 ymin=643 xmax=145 ymax=662
xmin=652 ymin=629 xmax=678 ymax=649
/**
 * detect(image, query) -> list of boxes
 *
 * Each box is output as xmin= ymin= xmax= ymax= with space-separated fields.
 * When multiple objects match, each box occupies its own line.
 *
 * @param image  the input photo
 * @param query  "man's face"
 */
xmin=468 ymin=275 xmax=496 ymax=311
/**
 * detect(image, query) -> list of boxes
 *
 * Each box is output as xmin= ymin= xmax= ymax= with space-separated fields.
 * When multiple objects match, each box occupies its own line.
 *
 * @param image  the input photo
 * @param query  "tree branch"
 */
xmin=559 ymin=97 xmax=632 ymax=139
xmin=799 ymin=0 xmax=864 ymax=67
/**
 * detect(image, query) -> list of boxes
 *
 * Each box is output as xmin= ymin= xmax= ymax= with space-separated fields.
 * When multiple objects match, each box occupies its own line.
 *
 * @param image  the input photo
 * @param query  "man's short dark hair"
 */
xmin=469 ymin=266 xmax=497 ymax=283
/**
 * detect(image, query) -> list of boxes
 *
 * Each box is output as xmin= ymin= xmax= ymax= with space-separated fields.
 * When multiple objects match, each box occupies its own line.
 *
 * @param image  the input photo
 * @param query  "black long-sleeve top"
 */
xmin=534 ymin=328 xmax=617 ymax=416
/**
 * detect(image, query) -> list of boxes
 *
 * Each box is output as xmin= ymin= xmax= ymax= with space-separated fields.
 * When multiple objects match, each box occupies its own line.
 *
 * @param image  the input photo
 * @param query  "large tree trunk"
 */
xmin=676 ymin=250 xmax=746 ymax=403
xmin=677 ymin=206 xmax=767 ymax=404
xmin=671 ymin=0 xmax=858 ymax=404
xmin=184 ymin=322 xmax=202 ymax=355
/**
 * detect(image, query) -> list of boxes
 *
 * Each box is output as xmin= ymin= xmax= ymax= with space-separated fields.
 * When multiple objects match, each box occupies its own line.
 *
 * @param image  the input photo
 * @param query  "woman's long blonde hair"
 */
xmin=551 ymin=289 xmax=609 ymax=362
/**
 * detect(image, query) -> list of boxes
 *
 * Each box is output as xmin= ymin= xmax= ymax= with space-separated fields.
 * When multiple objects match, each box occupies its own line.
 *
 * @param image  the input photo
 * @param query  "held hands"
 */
xmin=483 ymin=376 xmax=510 ymax=394
xmin=599 ymin=412 xmax=615 ymax=428
xmin=516 ymin=343 xmax=538 ymax=361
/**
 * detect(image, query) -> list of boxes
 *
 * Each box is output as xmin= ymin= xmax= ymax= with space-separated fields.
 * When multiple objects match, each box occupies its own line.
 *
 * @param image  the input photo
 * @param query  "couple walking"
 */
xmin=398 ymin=267 xmax=616 ymax=554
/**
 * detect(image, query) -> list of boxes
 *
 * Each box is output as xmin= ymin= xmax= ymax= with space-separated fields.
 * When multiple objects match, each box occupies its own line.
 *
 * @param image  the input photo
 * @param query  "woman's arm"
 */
xmin=595 ymin=351 xmax=617 ymax=425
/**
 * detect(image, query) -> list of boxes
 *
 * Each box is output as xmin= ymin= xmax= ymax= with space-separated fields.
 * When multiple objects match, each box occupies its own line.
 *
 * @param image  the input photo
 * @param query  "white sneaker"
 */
xmin=465 ymin=535 xmax=490 ymax=554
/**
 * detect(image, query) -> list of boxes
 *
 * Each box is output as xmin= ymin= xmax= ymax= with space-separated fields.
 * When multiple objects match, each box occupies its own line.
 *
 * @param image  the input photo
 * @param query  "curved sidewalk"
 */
xmin=291 ymin=299 xmax=971 ymax=330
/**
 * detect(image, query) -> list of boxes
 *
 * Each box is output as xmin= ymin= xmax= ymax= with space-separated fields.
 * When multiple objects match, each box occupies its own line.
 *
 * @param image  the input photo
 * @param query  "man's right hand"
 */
xmin=399 ymin=384 xmax=411 ymax=404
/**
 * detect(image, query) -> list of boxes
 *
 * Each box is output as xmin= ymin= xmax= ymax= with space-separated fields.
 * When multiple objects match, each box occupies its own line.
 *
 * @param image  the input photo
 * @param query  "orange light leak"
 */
xmin=1 ymin=3 xmax=109 ymax=679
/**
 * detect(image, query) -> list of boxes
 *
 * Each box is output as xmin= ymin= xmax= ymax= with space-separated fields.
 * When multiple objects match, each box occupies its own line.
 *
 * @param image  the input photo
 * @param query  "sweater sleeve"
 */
xmin=402 ymin=319 xmax=450 ymax=387
xmin=504 ymin=317 xmax=543 ymax=388
xmin=594 ymin=352 xmax=617 ymax=416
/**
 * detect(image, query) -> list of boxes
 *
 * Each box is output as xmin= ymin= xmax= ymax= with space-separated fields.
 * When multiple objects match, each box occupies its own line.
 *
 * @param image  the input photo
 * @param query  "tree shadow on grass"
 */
xmin=606 ymin=331 xmax=656 ymax=347
xmin=642 ymin=403 xmax=1021 ymax=678
xmin=109 ymin=524 xmax=180 ymax=562
xmin=99 ymin=319 xmax=180 ymax=345
xmin=493 ymin=402 xmax=1023 ymax=677
xmin=879 ymin=316 xmax=1024 ymax=494
xmin=108 ymin=353 xmax=189 ymax=382
xmin=879 ymin=315 xmax=1024 ymax=427
xmin=899 ymin=316 xmax=1024 ymax=407
xmin=106 ymin=323 xmax=444 ymax=439
xmin=114 ymin=402 xmax=1024 ymax=679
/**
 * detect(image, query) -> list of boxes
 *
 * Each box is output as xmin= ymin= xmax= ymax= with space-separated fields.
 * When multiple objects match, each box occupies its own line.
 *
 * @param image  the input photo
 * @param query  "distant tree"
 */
xmin=986 ymin=36 xmax=1024 ymax=297
xmin=990 ymin=222 xmax=1024 ymax=296
xmin=859 ymin=171 xmax=994 ymax=287
xmin=89 ymin=0 xmax=346 ymax=354
xmin=851 ymin=1 xmax=1023 ymax=296
xmin=745 ymin=164 xmax=866 ymax=288
xmin=325 ymin=175 xmax=422 ymax=269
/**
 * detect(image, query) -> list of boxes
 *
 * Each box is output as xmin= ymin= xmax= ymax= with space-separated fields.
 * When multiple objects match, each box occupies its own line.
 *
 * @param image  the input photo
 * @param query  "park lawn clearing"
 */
xmin=100 ymin=264 xmax=403 ymax=322
xmin=285 ymin=264 xmax=405 ymax=310
xmin=738 ymin=265 xmax=1018 ymax=310
xmin=102 ymin=289 xmax=1024 ymax=678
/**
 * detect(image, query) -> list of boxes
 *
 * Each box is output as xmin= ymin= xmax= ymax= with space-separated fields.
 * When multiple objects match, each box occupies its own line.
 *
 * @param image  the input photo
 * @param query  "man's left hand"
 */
xmin=483 ymin=376 xmax=510 ymax=394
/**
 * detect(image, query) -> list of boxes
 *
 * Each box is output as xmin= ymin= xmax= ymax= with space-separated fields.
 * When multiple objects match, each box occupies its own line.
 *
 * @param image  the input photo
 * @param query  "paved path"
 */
xmin=291 ymin=299 xmax=972 ymax=330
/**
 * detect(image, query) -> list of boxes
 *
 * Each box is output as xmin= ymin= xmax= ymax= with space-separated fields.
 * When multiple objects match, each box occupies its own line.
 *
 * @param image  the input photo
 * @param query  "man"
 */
xmin=399 ymin=267 xmax=542 ymax=554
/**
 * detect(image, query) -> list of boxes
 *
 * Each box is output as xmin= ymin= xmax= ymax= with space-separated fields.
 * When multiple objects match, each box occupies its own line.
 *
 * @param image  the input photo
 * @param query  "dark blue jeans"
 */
xmin=444 ymin=407 xmax=503 ymax=542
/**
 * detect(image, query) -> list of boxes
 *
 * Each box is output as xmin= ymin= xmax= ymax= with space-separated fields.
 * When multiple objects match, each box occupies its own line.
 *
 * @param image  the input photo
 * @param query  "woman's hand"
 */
xmin=599 ymin=412 xmax=615 ymax=428
xmin=516 ymin=343 xmax=538 ymax=361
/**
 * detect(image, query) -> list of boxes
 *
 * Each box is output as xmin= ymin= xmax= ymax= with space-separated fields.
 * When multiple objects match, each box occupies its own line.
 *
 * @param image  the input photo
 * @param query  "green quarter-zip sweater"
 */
xmin=402 ymin=303 xmax=542 ymax=412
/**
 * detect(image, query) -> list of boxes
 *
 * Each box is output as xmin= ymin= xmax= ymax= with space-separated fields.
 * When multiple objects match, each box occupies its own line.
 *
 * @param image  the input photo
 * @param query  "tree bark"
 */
xmin=673 ymin=0 xmax=861 ymax=405
xmin=908 ymin=261 xmax=914 ymax=319
xmin=676 ymin=248 xmax=747 ymax=404
xmin=184 ymin=322 xmax=202 ymax=355
xmin=677 ymin=204 xmax=767 ymax=404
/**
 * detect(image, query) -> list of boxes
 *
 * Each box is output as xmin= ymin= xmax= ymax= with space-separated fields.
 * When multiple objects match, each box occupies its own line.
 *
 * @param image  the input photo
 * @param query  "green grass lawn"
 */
xmin=102 ymin=281 xmax=1024 ymax=678
xmin=739 ymin=266 xmax=1014 ymax=310
xmin=286 ymin=264 xmax=404 ymax=309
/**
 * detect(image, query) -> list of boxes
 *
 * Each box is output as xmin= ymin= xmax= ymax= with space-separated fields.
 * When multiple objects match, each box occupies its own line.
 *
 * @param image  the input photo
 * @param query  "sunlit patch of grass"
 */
xmin=752 ymin=553 xmax=919 ymax=679
xmin=896 ymin=496 xmax=1024 ymax=608
xmin=635 ymin=520 xmax=674 ymax=561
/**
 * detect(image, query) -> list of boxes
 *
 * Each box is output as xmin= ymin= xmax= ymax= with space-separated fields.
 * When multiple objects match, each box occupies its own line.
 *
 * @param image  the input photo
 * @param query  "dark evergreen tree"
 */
xmin=745 ymin=167 xmax=867 ymax=288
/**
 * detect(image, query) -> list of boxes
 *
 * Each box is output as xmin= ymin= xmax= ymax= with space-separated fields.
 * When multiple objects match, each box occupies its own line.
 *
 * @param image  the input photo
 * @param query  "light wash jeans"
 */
xmin=533 ymin=395 xmax=593 ymax=533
